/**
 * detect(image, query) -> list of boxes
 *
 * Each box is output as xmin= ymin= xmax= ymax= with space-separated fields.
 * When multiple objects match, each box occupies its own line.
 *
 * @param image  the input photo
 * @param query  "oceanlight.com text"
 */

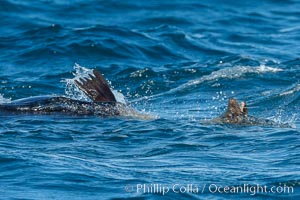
xmin=124 ymin=183 xmax=294 ymax=196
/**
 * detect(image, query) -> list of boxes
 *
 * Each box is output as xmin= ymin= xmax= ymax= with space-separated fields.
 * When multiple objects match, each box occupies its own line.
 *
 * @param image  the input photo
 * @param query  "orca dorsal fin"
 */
xmin=74 ymin=69 xmax=116 ymax=102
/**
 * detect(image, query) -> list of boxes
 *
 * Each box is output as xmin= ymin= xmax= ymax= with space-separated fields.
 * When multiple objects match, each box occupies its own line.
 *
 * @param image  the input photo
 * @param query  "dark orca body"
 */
xmin=0 ymin=96 xmax=123 ymax=116
xmin=0 ymin=69 xmax=127 ymax=116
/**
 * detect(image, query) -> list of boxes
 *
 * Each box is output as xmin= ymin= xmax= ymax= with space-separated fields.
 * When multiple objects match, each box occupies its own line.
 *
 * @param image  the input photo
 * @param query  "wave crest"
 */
xmin=0 ymin=93 xmax=11 ymax=104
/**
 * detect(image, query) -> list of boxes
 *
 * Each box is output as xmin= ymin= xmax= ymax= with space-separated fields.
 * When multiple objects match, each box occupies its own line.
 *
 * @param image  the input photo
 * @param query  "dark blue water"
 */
xmin=0 ymin=0 xmax=300 ymax=199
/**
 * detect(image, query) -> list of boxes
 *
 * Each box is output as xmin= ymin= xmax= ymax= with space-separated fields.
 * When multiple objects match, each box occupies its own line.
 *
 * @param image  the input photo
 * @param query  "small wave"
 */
xmin=244 ymin=81 xmax=299 ymax=127
xmin=279 ymin=25 xmax=300 ymax=33
xmin=184 ymin=64 xmax=282 ymax=88
xmin=72 ymin=26 xmax=97 ymax=31
xmin=0 ymin=93 xmax=11 ymax=104
xmin=72 ymin=24 xmax=152 ymax=42
xmin=133 ymin=64 xmax=283 ymax=102
xmin=280 ymin=83 xmax=300 ymax=96
xmin=129 ymin=68 xmax=155 ymax=78
xmin=134 ymin=16 xmax=193 ymax=27
xmin=0 ymin=0 xmax=24 ymax=12
xmin=160 ymin=31 xmax=229 ymax=57
xmin=269 ymin=111 xmax=297 ymax=129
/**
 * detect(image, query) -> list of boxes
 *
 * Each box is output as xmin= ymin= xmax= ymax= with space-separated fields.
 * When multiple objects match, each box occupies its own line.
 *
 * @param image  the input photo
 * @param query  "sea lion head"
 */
xmin=224 ymin=98 xmax=248 ymax=123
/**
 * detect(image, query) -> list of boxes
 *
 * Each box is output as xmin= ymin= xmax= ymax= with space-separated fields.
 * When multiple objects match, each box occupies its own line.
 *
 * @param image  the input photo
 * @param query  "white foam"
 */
xmin=62 ymin=78 xmax=92 ymax=102
xmin=0 ymin=94 xmax=11 ymax=104
xmin=268 ymin=109 xmax=297 ymax=128
xmin=62 ymin=64 xmax=94 ymax=102
xmin=73 ymin=63 xmax=93 ymax=76
xmin=72 ymin=25 xmax=96 ymax=31
xmin=112 ymin=90 xmax=127 ymax=104
xmin=279 ymin=25 xmax=300 ymax=33
xmin=186 ymin=65 xmax=282 ymax=87
xmin=280 ymin=84 xmax=300 ymax=96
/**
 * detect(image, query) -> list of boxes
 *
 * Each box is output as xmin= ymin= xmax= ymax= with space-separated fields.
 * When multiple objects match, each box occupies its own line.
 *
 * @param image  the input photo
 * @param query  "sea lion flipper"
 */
xmin=74 ymin=69 xmax=116 ymax=102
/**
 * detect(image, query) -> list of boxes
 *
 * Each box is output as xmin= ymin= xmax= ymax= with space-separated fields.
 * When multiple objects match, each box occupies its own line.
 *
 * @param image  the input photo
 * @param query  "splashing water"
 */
xmin=269 ymin=108 xmax=297 ymax=128
xmin=112 ymin=90 xmax=126 ymax=104
xmin=62 ymin=63 xmax=128 ymax=104
xmin=61 ymin=63 xmax=92 ymax=102
xmin=0 ymin=94 xmax=11 ymax=104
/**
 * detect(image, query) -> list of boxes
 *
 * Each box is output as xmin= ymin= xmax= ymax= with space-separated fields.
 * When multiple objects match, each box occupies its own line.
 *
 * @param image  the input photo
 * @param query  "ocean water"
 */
xmin=0 ymin=0 xmax=300 ymax=199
